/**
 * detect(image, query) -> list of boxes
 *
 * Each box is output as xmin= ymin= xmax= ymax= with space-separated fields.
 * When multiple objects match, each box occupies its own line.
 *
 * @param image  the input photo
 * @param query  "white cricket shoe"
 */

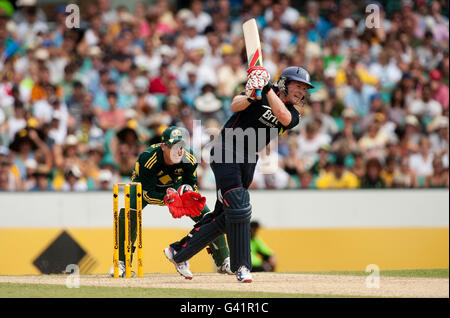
xmin=217 ymin=257 xmax=234 ymax=275
xmin=109 ymin=260 xmax=125 ymax=277
xmin=236 ymin=265 xmax=252 ymax=283
xmin=164 ymin=247 xmax=193 ymax=280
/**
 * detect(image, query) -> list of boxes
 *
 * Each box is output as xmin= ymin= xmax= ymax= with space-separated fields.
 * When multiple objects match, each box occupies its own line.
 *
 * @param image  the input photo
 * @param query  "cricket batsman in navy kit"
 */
xmin=163 ymin=66 xmax=315 ymax=282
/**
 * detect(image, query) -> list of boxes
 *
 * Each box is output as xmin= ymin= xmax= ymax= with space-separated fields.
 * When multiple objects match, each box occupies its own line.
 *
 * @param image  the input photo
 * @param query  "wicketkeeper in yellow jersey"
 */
xmin=109 ymin=126 xmax=232 ymax=278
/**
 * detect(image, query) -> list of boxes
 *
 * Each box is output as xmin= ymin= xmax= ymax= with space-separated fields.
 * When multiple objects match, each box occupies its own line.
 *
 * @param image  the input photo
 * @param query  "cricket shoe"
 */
xmin=217 ymin=257 xmax=234 ymax=275
xmin=164 ymin=247 xmax=193 ymax=280
xmin=236 ymin=265 xmax=252 ymax=283
xmin=109 ymin=260 xmax=125 ymax=277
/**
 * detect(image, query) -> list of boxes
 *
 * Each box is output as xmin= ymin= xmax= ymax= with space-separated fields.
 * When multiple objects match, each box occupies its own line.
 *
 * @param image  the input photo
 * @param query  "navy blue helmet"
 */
xmin=277 ymin=66 xmax=314 ymax=95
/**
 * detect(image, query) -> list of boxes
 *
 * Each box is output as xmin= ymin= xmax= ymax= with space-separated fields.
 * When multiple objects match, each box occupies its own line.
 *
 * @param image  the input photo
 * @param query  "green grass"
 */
xmin=1 ymin=269 xmax=446 ymax=298
xmin=0 ymin=283 xmax=360 ymax=298
xmin=293 ymin=269 xmax=449 ymax=278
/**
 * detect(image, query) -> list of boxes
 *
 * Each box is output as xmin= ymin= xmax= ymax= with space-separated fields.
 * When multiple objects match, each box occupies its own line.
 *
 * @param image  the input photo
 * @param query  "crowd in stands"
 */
xmin=0 ymin=0 xmax=448 ymax=191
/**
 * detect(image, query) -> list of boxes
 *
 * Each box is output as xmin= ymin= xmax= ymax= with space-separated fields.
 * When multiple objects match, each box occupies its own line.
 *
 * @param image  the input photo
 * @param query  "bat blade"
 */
xmin=243 ymin=18 xmax=263 ymax=99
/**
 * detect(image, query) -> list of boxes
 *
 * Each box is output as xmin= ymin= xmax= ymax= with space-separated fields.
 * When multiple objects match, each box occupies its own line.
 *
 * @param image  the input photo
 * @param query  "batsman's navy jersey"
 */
xmin=211 ymin=90 xmax=300 ymax=163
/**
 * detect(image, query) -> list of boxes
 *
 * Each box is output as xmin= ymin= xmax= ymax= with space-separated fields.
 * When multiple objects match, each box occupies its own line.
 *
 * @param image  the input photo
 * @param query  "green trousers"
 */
xmin=118 ymin=200 xmax=229 ymax=267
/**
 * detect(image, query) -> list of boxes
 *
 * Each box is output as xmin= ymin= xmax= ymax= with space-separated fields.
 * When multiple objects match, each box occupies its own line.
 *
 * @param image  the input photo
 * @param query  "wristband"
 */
xmin=262 ymin=81 xmax=274 ymax=96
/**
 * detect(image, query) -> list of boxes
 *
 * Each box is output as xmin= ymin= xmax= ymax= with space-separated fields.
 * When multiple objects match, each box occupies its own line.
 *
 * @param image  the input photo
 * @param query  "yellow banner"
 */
xmin=0 ymin=228 xmax=448 ymax=275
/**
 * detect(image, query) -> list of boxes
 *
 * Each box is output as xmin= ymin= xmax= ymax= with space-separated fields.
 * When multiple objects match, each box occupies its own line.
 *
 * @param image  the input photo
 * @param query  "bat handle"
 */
xmin=255 ymin=89 xmax=262 ymax=100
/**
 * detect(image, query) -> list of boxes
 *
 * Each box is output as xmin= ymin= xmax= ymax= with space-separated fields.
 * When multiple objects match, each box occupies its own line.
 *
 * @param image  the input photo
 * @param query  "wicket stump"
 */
xmin=113 ymin=182 xmax=143 ymax=278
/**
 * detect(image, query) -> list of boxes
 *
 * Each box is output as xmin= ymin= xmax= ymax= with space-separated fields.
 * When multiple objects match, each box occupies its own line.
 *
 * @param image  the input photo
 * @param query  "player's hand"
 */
xmin=180 ymin=191 xmax=206 ymax=217
xmin=164 ymin=188 xmax=184 ymax=218
xmin=246 ymin=66 xmax=270 ymax=99
xmin=247 ymin=66 xmax=270 ymax=90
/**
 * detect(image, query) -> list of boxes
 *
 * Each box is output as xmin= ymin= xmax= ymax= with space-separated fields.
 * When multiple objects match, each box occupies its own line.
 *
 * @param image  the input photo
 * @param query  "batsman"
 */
xmin=163 ymin=65 xmax=315 ymax=283
xmin=109 ymin=126 xmax=232 ymax=278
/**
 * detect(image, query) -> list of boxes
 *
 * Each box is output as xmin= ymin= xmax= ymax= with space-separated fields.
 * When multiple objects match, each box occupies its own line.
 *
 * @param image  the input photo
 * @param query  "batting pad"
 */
xmin=223 ymin=188 xmax=252 ymax=272
xmin=172 ymin=214 xmax=226 ymax=263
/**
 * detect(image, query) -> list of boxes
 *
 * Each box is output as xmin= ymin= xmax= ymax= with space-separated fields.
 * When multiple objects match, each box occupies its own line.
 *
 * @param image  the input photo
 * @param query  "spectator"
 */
xmin=380 ymin=155 xmax=398 ymax=188
xmin=360 ymin=158 xmax=385 ymax=188
xmin=29 ymin=164 xmax=53 ymax=191
xmin=409 ymin=135 xmax=434 ymax=179
xmin=424 ymin=155 xmax=449 ymax=188
xmin=429 ymin=69 xmax=449 ymax=111
xmin=393 ymin=156 xmax=418 ymax=188
xmin=297 ymin=120 xmax=331 ymax=169
xmin=316 ymin=155 xmax=360 ymax=189
xmin=61 ymin=165 xmax=87 ymax=192
xmin=344 ymin=73 xmax=377 ymax=117
xmin=409 ymin=83 xmax=442 ymax=122
xmin=250 ymin=221 xmax=277 ymax=272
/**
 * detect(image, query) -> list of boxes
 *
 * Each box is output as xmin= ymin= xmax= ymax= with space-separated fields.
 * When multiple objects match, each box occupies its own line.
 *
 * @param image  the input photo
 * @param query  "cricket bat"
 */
xmin=243 ymin=18 xmax=263 ymax=100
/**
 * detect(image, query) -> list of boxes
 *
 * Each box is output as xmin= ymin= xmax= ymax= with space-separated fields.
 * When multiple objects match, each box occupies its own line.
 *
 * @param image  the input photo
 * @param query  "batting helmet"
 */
xmin=277 ymin=66 xmax=314 ymax=95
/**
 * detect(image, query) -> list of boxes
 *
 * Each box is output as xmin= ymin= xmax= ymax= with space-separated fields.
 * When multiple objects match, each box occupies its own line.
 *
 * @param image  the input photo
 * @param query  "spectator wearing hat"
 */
xmin=428 ymin=116 xmax=449 ymax=158
xmin=9 ymin=128 xmax=50 ymax=182
xmin=316 ymin=154 xmax=360 ymax=189
xmin=429 ymin=69 xmax=449 ymax=110
xmin=29 ymin=164 xmax=53 ymax=191
xmin=193 ymin=84 xmax=225 ymax=123
xmin=97 ymin=169 xmax=114 ymax=190
xmin=61 ymin=165 xmax=88 ymax=191
xmin=360 ymin=158 xmax=386 ymax=188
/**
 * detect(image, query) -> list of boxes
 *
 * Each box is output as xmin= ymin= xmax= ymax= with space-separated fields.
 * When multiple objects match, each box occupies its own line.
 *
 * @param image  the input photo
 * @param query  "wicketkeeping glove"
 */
xmin=180 ymin=191 xmax=206 ymax=217
xmin=164 ymin=188 xmax=184 ymax=218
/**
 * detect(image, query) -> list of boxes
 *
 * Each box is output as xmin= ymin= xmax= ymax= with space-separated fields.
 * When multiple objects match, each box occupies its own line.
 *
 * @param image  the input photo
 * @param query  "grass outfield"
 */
xmin=0 ymin=269 xmax=447 ymax=298
xmin=0 ymin=283 xmax=361 ymax=298
xmin=294 ymin=269 xmax=449 ymax=278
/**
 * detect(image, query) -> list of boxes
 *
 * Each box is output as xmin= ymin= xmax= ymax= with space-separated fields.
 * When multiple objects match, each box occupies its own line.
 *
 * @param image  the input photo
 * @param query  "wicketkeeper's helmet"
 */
xmin=277 ymin=66 xmax=314 ymax=95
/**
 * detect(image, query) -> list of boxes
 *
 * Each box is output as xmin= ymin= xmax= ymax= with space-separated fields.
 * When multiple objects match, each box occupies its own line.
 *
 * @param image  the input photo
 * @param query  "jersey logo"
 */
xmin=174 ymin=168 xmax=183 ymax=175
xmin=258 ymin=108 xmax=279 ymax=127
xmin=157 ymin=171 xmax=164 ymax=176
xmin=159 ymin=175 xmax=173 ymax=184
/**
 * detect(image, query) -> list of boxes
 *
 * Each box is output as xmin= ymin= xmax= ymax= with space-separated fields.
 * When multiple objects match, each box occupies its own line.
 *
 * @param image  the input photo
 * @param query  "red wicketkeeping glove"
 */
xmin=164 ymin=188 xmax=184 ymax=218
xmin=180 ymin=191 xmax=206 ymax=217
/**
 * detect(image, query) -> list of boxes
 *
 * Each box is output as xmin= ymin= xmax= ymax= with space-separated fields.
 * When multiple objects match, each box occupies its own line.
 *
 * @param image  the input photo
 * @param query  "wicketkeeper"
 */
xmin=163 ymin=66 xmax=315 ymax=282
xmin=109 ymin=126 xmax=232 ymax=278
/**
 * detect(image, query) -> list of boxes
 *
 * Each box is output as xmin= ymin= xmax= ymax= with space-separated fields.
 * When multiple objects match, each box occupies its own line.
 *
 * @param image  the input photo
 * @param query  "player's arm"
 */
xmin=230 ymin=94 xmax=253 ymax=112
xmin=264 ymin=86 xmax=293 ymax=127
xmin=137 ymin=157 xmax=165 ymax=205
xmin=181 ymin=150 xmax=199 ymax=192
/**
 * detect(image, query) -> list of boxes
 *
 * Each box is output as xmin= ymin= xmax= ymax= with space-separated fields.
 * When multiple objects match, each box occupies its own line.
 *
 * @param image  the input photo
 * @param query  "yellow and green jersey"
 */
xmin=131 ymin=143 xmax=199 ymax=206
